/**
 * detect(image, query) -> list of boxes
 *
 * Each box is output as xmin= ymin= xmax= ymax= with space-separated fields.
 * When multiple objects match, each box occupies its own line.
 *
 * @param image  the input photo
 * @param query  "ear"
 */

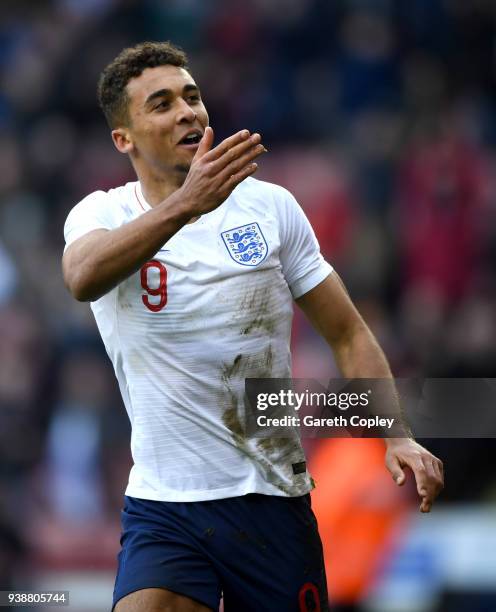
xmin=111 ymin=128 xmax=134 ymax=154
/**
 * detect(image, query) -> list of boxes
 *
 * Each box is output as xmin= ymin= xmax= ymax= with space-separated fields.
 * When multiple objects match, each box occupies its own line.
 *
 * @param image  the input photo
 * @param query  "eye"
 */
xmin=188 ymin=95 xmax=201 ymax=103
xmin=155 ymin=101 xmax=170 ymax=111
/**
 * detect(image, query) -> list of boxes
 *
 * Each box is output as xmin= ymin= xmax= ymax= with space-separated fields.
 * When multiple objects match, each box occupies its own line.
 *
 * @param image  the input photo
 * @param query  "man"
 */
xmin=62 ymin=42 xmax=443 ymax=612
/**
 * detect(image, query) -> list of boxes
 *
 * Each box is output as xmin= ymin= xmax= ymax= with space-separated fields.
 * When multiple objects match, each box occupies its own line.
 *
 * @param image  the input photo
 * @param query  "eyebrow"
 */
xmin=144 ymin=84 xmax=200 ymax=107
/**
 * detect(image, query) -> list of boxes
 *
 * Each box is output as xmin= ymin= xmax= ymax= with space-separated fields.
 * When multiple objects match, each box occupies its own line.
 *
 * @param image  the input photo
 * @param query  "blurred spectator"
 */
xmin=397 ymin=111 xmax=490 ymax=304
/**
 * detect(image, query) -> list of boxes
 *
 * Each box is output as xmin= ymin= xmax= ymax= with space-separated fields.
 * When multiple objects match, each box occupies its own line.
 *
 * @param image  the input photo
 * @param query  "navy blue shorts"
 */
xmin=113 ymin=493 xmax=328 ymax=611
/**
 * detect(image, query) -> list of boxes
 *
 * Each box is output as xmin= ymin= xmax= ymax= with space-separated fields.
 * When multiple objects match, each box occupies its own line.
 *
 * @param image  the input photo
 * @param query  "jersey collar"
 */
xmin=135 ymin=182 xmax=152 ymax=212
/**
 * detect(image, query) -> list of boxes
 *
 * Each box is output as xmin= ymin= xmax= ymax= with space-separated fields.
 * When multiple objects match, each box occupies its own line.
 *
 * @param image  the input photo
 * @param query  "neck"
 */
xmin=134 ymin=164 xmax=200 ymax=224
xmin=138 ymin=170 xmax=185 ymax=207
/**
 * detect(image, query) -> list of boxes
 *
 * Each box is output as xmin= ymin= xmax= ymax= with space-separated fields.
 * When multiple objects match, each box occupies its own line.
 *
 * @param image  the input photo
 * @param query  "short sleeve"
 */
xmin=63 ymin=190 xmax=113 ymax=251
xmin=277 ymin=187 xmax=333 ymax=299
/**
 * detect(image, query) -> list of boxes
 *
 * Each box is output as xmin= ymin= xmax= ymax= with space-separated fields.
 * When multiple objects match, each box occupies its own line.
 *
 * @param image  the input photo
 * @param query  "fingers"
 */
xmin=211 ymin=134 xmax=266 ymax=176
xmin=433 ymin=456 xmax=444 ymax=482
xmin=224 ymin=162 xmax=259 ymax=191
xmin=426 ymin=457 xmax=444 ymax=512
xmin=219 ymin=142 xmax=267 ymax=182
xmin=193 ymin=126 xmax=214 ymax=161
xmin=412 ymin=455 xmax=444 ymax=513
xmin=181 ymin=127 xmax=265 ymax=214
xmin=415 ymin=459 xmax=432 ymax=513
xmin=386 ymin=453 xmax=406 ymax=486
xmin=203 ymin=130 xmax=266 ymax=172
xmin=386 ymin=441 xmax=444 ymax=514
xmin=203 ymin=129 xmax=251 ymax=162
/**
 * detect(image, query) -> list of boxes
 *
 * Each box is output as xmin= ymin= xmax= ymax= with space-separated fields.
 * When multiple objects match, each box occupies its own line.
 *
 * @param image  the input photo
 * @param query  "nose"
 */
xmin=176 ymin=98 xmax=196 ymax=123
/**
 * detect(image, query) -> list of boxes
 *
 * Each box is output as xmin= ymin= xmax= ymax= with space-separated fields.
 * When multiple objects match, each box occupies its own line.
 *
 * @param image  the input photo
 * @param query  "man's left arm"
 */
xmin=296 ymin=272 xmax=444 ymax=513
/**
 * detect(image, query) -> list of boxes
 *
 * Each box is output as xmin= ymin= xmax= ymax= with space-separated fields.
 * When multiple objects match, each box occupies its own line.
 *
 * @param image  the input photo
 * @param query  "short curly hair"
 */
xmin=97 ymin=41 xmax=189 ymax=128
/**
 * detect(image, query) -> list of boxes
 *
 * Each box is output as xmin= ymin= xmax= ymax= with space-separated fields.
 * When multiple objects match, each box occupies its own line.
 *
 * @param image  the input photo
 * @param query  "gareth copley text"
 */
xmin=256 ymin=413 xmax=396 ymax=430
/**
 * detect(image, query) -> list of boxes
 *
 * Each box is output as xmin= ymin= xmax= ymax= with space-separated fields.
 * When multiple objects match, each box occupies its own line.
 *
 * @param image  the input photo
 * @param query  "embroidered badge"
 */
xmin=221 ymin=222 xmax=268 ymax=267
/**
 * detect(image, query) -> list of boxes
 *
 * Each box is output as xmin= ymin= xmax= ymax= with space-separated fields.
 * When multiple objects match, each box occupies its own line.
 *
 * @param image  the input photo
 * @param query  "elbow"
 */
xmin=65 ymin=272 xmax=92 ymax=302
xmin=63 ymin=262 xmax=98 ymax=302
xmin=71 ymin=285 xmax=94 ymax=303
xmin=62 ymin=238 xmax=110 ymax=302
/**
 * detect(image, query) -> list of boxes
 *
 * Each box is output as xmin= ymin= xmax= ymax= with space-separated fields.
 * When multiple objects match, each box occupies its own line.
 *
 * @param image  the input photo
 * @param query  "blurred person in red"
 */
xmin=398 ymin=113 xmax=489 ymax=304
xmin=61 ymin=41 xmax=443 ymax=612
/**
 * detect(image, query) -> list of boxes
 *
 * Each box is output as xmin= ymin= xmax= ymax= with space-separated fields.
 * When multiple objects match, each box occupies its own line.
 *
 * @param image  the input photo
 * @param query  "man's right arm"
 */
xmin=63 ymin=128 xmax=266 ymax=301
xmin=62 ymin=201 xmax=189 ymax=302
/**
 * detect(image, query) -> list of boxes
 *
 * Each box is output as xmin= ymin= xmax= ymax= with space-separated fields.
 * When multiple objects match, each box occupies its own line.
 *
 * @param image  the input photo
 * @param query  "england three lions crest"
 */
xmin=221 ymin=222 xmax=268 ymax=267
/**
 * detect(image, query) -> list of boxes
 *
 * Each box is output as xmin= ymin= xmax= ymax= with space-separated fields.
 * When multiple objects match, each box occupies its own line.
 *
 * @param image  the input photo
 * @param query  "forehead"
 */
xmin=126 ymin=65 xmax=196 ymax=106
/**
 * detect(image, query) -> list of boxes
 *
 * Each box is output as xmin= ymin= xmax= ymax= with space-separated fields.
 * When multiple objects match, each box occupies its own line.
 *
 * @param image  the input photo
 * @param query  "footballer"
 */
xmin=62 ymin=42 xmax=444 ymax=612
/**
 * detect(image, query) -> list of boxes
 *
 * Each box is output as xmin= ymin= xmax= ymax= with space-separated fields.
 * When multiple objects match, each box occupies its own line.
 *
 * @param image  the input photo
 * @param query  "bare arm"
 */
xmin=63 ymin=202 xmax=187 ymax=302
xmin=296 ymin=272 xmax=444 ymax=512
xmin=296 ymin=272 xmax=391 ymax=379
xmin=63 ymin=127 xmax=265 ymax=301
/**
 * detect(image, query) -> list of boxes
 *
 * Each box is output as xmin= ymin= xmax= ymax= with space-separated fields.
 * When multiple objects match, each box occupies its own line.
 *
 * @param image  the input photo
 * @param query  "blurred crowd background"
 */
xmin=1 ymin=0 xmax=496 ymax=611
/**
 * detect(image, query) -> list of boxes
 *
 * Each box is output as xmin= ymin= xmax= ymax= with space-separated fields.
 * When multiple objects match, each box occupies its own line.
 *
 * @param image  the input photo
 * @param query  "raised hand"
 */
xmin=178 ymin=127 xmax=267 ymax=217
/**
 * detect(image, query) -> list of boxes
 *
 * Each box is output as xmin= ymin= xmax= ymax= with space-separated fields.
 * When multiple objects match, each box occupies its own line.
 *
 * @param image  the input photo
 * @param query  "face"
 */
xmin=113 ymin=64 xmax=209 ymax=177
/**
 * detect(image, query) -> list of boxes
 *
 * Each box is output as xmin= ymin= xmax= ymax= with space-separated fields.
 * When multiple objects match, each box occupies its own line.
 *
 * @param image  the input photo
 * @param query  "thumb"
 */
xmin=387 ymin=455 xmax=406 ymax=486
xmin=194 ymin=125 xmax=214 ymax=160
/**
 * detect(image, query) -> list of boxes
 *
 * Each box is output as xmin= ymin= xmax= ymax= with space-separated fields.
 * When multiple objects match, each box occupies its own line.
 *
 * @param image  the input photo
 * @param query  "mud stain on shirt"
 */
xmin=219 ymin=351 xmax=304 ymax=496
xmin=240 ymin=286 xmax=277 ymax=336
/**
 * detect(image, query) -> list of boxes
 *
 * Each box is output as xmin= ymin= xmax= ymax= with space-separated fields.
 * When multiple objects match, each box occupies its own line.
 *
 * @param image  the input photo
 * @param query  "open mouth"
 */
xmin=178 ymin=132 xmax=202 ymax=146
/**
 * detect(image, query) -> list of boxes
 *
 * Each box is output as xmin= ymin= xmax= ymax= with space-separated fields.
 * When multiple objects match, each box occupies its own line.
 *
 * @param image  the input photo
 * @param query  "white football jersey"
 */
xmin=64 ymin=177 xmax=333 ymax=501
